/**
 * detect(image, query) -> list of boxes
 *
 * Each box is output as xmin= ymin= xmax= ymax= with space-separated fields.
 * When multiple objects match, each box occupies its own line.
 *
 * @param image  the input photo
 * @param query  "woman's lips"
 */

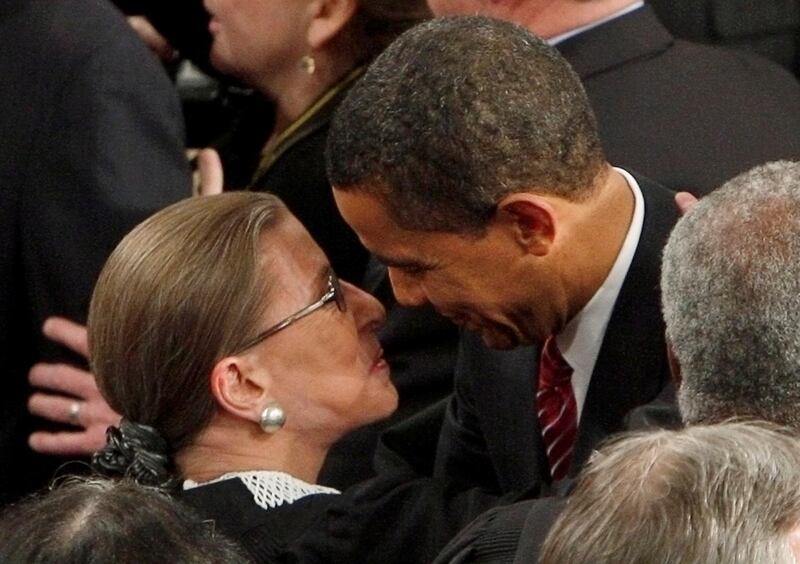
xmin=371 ymin=348 xmax=389 ymax=374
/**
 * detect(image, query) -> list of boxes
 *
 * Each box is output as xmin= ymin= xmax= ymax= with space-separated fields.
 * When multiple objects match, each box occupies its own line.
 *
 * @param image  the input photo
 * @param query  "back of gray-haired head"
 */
xmin=661 ymin=160 xmax=800 ymax=429
xmin=326 ymin=15 xmax=605 ymax=233
xmin=540 ymin=421 xmax=800 ymax=564
xmin=0 ymin=477 xmax=249 ymax=563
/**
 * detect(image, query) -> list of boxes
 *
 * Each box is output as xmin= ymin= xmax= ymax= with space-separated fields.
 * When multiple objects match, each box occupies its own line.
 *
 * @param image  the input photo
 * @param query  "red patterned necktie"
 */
xmin=536 ymin=336 xmax=577 ymax=481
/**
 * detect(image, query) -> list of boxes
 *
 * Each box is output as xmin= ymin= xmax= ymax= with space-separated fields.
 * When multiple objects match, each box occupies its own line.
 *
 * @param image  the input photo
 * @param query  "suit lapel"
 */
xmin=469 ymin=337 xmax=551 ymax=490
xmin=556 ymin=6 xmax=674 ymax=80
xmin=572 ymin=177 xmax=679 ymax=471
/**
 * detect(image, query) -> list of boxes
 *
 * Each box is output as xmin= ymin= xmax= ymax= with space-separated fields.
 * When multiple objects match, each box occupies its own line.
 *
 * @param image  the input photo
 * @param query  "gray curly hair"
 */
xmin=661 ymin=160 xmax=800 ymax=428
xmin=540 ymin=421 xmax=800 ymax=564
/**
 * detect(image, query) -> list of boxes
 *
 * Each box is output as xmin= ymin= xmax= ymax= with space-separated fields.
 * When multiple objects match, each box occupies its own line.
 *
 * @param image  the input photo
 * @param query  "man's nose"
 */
xmin=387 ymin=268 xmax=428 ymax=307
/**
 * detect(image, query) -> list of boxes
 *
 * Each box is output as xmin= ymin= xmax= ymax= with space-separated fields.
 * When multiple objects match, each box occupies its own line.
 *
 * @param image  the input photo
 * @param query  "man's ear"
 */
xmin=307 ymin=0 xmax=358 ymax=51
xmin=496 ymin=193 xmax=557 ymax=256
xmin=209 ymin=356 xmax=271 ymax=422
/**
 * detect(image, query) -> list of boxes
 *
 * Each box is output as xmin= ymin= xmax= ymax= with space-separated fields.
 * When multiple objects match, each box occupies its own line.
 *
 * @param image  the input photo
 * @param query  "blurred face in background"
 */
xmin=204 ymin=0 xmax=311 ymax=87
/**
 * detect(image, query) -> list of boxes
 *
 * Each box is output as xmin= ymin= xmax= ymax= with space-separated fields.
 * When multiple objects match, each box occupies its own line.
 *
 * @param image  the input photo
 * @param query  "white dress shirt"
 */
xmin=547 ymin=1 xmax=645 ymax=46
xmin=555 ymin=168 xmax=645 ymax=421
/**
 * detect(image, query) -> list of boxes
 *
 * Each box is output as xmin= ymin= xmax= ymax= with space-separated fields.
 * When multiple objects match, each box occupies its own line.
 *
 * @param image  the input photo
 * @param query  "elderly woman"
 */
xmin=88 ymin=192 xmax=398 ymax=558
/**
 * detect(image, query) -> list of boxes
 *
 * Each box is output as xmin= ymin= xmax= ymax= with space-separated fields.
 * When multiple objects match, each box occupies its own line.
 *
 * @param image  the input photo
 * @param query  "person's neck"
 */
xmin=253 ymin=49 xmax=357 ymax=142
xmin=176 ymin=416 xmax=331 ymax=485
xmin=512 ymin=0 xmax=640 ymax=39
xmin=561 ymin=165 xmax=635 ymax=319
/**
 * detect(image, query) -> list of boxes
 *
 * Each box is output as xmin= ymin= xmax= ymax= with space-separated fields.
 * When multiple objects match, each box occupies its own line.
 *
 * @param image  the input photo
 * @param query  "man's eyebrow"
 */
xmin=373 ymin=253 xmax=435 ymax=270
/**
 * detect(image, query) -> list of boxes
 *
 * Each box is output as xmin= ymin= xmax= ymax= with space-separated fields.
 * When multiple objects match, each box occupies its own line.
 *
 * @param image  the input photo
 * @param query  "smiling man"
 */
xmin=326 ymin=16 xmax=679 ymax=494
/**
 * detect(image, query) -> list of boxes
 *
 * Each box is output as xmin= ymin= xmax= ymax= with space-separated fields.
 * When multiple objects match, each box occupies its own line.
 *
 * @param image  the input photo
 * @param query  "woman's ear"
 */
xmin=209 ymin=356 xmax=271 ymax=423
xmin=495 ymin=193 xmax=557 ymax=256
xmin=306 ymin=0 xmax=358 ymax=50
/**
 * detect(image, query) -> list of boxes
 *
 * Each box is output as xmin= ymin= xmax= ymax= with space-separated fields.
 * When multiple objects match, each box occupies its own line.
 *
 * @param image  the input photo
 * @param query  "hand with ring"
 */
xmin=27 ymin=317 xmax=121 ymax=456
xmin=68 ymin=400 xmax=83 ymax=426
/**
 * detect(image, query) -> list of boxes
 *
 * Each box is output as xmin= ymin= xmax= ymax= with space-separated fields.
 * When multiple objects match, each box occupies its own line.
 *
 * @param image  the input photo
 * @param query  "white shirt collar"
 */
xmin=556 ymin=167 xmax=645 ymax=419
xmin=547 ymin=2 xmax=645 ymax=46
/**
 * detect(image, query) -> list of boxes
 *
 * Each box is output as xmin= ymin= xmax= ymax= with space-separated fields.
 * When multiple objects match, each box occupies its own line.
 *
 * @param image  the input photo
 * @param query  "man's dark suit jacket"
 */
xmin=430 ymin=388 xmax=683 ymax=564
xmin=560 ymin=5 xmax=800 ymax=195
xmin=0 ymin=0 xmax=190 ymax=504
xmin=649 ymin=0 xmax=800 ymax=75
xmin=430 ymin=495 xmax=566 ymax=564
xmin=432 ymin=175 xmax=678 ymax=494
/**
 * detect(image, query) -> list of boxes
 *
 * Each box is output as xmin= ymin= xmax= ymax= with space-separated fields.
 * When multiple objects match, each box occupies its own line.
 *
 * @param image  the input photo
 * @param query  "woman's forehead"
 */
xmin=260 ymin=219 xmax=328 ymax=291
xmin=271 ymin=215 xmax=324 ymax=257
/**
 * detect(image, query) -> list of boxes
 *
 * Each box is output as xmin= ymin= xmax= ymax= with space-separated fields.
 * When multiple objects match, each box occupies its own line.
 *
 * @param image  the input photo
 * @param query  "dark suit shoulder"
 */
xmin=559 ymin=6 xmax=800 ymax=194
xmin=0 ymin=0 xmax=188 ymax=504
xmin=14 ymin=0 xmax=160 ymax=71
xmin=439 ymin=332 xmax=543 ymax=492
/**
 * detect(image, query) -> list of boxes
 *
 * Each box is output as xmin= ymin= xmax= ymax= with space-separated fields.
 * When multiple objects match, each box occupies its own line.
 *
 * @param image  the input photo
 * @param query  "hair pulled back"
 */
xmin=89 ymin=192 xmax=287 ymax=485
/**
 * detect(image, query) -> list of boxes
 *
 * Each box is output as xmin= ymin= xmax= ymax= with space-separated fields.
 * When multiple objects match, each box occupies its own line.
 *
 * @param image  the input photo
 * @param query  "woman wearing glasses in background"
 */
xmin=89 ymin=192 xmax=397 ymax=560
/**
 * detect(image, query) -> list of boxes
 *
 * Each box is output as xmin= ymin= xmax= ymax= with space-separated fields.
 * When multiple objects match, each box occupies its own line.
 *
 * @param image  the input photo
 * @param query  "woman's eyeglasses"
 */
xmin=236 ymin=269 xmax=346 ymax=352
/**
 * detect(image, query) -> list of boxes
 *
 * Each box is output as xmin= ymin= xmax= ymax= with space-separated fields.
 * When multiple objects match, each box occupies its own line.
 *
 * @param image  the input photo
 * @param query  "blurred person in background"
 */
xmin=1 ymin=0 xmax=190 ymax=505
xmin=202 ymin=0 xmax=430 ymax=284
xmin=425 ymin=0 xmax=800 ymax=195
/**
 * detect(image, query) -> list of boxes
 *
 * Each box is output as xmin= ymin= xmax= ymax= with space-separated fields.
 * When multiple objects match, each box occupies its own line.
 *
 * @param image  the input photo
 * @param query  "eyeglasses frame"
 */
xmin=235 ymin=269 xmax=346 ymax=353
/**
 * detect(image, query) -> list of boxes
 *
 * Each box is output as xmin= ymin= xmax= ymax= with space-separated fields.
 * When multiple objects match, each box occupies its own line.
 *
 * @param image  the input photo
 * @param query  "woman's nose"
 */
xmin=342 ymin=281 xmax=386 ymax=332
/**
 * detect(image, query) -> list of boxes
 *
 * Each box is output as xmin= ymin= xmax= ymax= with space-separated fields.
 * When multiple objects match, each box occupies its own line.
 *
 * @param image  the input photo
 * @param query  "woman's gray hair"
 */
xmin=540 ymin=421 xmax=800 ymax=564
xmin=0 ymin=476 xmax=249 ymax=563
xmin=661 ymin=160 xmax=800 ymax=428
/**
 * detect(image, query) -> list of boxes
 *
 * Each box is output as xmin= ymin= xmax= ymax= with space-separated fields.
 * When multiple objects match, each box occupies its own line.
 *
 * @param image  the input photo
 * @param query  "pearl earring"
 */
xmin=259 ymin=403 xmax=286 ymax=433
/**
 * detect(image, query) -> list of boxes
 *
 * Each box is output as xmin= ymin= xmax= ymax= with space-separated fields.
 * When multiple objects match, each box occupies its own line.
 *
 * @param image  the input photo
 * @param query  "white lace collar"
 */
xmin=183 ymin=470 xmax=339 ymax=510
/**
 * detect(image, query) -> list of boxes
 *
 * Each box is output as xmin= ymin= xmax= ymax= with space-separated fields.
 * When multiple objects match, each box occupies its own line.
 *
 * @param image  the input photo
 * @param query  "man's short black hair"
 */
xmin=326 ymin=15 xmax=605 ymax=233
